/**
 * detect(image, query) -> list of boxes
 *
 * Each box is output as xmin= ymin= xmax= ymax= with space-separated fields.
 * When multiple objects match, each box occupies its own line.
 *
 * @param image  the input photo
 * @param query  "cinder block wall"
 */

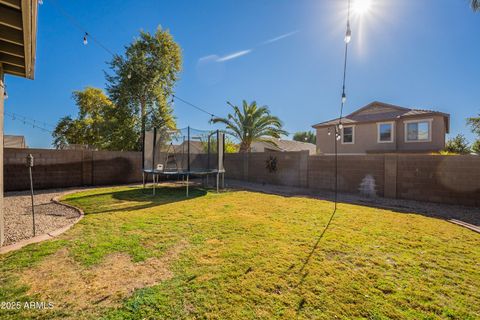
xmin=224 ymin=152 xmax=480 ymax=206
xmin=4 ymin=148 xmax=480 ymax=206
xmin=4 ymin=148 xmax=142 ymax=191
xmin=308 ymin=155 xmax=385 ymax=196
xmin=396 ymin=155 xmax=480 ymax=206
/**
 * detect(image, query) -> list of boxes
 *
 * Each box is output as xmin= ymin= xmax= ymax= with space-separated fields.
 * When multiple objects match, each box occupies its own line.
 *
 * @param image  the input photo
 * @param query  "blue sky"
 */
xmin=4 ymin=0 xmax=480 ymax=148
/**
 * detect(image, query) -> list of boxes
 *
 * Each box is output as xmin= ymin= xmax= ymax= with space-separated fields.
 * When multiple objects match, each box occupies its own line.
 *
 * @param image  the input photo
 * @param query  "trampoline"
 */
xmin=142 ymin=126 xmax=226 ymax=196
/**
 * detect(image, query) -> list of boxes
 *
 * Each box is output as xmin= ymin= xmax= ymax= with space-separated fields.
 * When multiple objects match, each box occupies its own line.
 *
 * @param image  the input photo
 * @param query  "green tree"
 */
xmin=471 ymin=140 xmax=480 ymax=154
xmin=443 ymin=134 xmax=471 ymax=154
xmin=212 ymin=100 xmax=287 ymax=153
xmin=52 ymin=87 xmax=119 ymax=149
xmin=467 ymin=114 xmax=480 ymax=136
xmin=472 ymin=0 xmax=480 ymax=11
xmin=293 ymin=131 xmax=316 ymax=144
xmin=106 ymin=26 xmax=181 ymax=150
xmin=202 ymin=136 xmax=239 ymax=153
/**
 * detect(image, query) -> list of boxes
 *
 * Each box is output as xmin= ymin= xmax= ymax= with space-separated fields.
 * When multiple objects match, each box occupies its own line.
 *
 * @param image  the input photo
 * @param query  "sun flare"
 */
xmin=352 ymin=0 xmax=372 ymax=15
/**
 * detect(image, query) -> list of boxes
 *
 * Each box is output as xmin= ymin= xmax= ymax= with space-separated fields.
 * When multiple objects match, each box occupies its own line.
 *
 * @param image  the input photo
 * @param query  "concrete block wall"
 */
xmin=224 ymin=151 xmax=309 ymax=187
xmin=4 ymin=148 xmax=479 ymax=206
xmin=4 ymin=148 xmax=142 ymax=191
xmin=395 ymin=155 xmax=480 ymax=206
xmin=308 ymin=155 xmax=385 ymax=196
xmin=224 ymin=152 xmax=480 ymax=206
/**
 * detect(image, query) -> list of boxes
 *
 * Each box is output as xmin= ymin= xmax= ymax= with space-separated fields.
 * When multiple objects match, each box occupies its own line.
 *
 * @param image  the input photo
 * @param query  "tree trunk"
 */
xmin=239 ymin=140 xmax=250 ymax=153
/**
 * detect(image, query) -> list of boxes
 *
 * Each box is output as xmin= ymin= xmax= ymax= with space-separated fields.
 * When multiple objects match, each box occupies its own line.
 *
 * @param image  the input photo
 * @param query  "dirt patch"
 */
xmin=20 ymin=240 xmax=188 ymax=311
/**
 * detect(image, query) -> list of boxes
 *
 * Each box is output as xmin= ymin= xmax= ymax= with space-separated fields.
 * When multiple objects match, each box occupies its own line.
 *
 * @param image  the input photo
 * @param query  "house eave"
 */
xmin=0 ymin=0 xmax=38 ymax=79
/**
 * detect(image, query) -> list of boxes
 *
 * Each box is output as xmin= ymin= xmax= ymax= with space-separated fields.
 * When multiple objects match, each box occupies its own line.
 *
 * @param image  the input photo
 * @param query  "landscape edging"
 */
xmin=0 ymin=191 xmax=85 ymax=255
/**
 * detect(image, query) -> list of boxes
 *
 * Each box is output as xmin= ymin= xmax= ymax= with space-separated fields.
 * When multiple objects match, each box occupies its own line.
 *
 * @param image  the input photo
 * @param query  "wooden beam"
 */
xmin=0 ymin=0 xmax=21 ymax=10
xmin=2 ymin=63 xmax=25 ymax=77
xmin=0 ymin=5 xmax=23 ymax=30
xmin=0 ymin=24 xmax=23 ymax=45
xmin=22 ymin=0 xmax=36 ymax=79
xmin=0 ymin=40 xmax=24 ymax=57
xmin=0 ymin=52 xmax=24 ymax=68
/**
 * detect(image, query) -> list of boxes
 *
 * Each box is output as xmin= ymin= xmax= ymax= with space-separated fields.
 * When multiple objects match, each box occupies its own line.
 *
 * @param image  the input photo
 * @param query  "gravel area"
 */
xmin=3 ymin=189 xmax=82 ymax=246
xmin=226 ymin=180 xmax=480 ymax=227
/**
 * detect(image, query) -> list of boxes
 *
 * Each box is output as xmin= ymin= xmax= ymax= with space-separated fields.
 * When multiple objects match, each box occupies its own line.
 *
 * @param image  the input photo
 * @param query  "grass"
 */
xmin=0 ymin=185 xmax=479 ymax=319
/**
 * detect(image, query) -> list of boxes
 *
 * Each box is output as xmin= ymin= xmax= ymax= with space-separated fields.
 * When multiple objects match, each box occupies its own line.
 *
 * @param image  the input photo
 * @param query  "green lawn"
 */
xmin=0 ymin=185 xmax=479 ymax=319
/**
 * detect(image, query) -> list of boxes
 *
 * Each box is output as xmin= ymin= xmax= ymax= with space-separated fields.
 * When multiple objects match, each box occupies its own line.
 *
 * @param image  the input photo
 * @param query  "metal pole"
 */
xmin=29 ymin=166 xmax=35 ymax=236
xmin=187 ymin=126 xmax=191 ymax=172
xmin=186 ymin=174 xmax=189 ymax=197
xmin=26 ymin=154 xmax=36 ymax=236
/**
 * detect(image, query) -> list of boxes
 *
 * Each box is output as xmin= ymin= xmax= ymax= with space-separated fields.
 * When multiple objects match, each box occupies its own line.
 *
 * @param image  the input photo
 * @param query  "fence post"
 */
xmin=384 ymin=154 xmax=397 ymax=198
xmin=243 ymin=152 xmax=249 ymax=181
xmin=299 ymin=151 xmax=309 ymax=188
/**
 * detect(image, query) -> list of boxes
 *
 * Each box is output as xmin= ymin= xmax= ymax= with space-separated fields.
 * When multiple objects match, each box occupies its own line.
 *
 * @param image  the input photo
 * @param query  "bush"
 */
xmin=471 ymin=140 xmax=480 ymax=154
xmin=443 ymin=134 xmax=470 ymax=154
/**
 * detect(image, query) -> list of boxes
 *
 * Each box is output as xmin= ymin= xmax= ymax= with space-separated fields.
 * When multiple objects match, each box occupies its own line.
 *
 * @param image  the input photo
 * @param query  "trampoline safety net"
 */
xmin=143 ymin=127 xmax=225 ymax=174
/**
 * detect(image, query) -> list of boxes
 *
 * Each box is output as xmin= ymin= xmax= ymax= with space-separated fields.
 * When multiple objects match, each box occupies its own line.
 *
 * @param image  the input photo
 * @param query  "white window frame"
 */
xmin=404 ymin=118 xmax=433 ymax=143
xmin=377 ymin=121 xmax=394 ymax=143
xmin=341 ymin=125 xmax=355 ymax=144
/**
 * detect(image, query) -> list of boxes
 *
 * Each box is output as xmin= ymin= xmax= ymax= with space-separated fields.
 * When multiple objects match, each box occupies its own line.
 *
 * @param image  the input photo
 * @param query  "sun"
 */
xmin=352 ymin=0 xmax=372 ymax=15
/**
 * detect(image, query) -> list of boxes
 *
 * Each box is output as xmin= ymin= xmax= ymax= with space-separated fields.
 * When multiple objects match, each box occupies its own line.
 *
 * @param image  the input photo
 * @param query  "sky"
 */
xmin=4 ymin=0 xmax=480 ymax=148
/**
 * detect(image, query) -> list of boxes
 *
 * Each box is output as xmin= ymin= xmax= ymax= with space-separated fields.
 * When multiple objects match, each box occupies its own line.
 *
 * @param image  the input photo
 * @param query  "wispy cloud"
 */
xmin=199 ymin=30 xmax=298 ymax=64
xmin=216 ymin=49 xmax=253 ymax=62
xmin=261 ymin=30 xmax=299 ymax=45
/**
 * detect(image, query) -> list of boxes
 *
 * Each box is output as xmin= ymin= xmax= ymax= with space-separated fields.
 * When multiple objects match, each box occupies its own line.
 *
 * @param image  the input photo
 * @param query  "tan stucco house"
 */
xmin=312 ymin=101 xmax=450 ymax=155
xmin=0 ymin=0 xmax=38 ymax=245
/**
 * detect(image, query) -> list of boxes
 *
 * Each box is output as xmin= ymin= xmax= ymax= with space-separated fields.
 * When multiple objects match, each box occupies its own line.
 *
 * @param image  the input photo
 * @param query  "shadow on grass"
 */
xmin=67 ymin=186 xmax=208 ymax=215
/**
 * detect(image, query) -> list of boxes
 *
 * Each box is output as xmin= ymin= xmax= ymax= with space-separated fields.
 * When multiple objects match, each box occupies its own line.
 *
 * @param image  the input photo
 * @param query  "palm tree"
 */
xmin=212 ymin=100 xmax=288 ymax=152
xmin=472 ymin=0 xmax=480 ymax=11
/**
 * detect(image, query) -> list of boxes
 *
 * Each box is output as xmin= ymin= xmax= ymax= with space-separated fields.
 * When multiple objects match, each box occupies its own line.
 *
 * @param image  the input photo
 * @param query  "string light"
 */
xmin=49 ymin=0 xmax=297 ymax=137
xmin=344 ymin=22 xmax=352 ymax=44
xmin=4 ymin=112 xmax=53 ymax=133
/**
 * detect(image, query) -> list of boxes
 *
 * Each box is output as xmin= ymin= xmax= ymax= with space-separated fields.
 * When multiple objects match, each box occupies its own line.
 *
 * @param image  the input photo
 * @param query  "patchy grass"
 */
xmin=0 ymin=185 xmax=479 ymax=319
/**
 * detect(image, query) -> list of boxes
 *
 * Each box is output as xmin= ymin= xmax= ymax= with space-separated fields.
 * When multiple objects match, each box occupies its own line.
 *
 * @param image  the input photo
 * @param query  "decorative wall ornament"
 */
xmin=265 ymin=156 xmax=278 ymax=173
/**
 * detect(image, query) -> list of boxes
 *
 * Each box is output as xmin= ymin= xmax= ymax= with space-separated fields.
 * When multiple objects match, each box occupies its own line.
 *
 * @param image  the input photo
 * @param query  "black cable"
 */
xmin=5 ymin=112 xmax=53 ymax=133
xmin=48 ymin=0 xmax=298 ymax=137
xmin=172 ymin=94 xmax=216 ymax=118
xmin=335 ymin=0 xmax=351 ymax=211
xmin=297 ymin=0 xmax=352 ymax=278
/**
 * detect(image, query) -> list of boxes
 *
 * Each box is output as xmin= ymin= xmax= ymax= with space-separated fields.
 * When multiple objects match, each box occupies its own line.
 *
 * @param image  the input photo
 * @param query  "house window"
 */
xmin=342 ymin=126 xmax=354 ymax=144
xmin=377 ymin=122 xmax=394 ymax=143
xmin=405 ymin=120 xmax=431 ymax=142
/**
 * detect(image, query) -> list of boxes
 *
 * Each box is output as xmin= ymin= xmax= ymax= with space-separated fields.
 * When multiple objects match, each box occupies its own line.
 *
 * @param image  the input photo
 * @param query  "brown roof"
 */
xmin=254 ymin=138 xmax=316 ymax=154
xmin=312 ymin=101 xmax=450 ymax=132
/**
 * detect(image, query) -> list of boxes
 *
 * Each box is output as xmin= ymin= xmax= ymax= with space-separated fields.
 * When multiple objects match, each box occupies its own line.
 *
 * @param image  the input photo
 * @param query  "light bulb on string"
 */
xmin=338 ymin=123 xmax=344 ymax=130
xmin=83 ymin=33 xmax=88 ymax=45
xmin=344 ymin=22 xmax=352 ymax=44
xmin=4 ymin=90 xmax=8 ymax=100
xmin=341 ymin=92 xmax=346 ymax=104
xmin=127 ymin=73 xmax=132 ymax=79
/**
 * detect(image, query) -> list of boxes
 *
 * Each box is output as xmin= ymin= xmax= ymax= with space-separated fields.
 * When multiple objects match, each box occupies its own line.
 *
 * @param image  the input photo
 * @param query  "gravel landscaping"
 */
xmin=3 ymin=189 xmax=81 ymax=246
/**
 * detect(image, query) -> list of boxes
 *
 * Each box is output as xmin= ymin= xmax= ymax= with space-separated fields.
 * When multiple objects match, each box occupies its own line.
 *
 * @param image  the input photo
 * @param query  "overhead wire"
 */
xmin=46 ymin=0 xmax=299 ymax=137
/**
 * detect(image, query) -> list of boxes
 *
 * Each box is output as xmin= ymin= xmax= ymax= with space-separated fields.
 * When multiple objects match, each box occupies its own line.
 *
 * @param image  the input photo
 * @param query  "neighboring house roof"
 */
xmin=4 ymin=134 xmax=26 ymax=148
xmin=0 ymin=0 xmax=38 ymax=79
xmin=312 ymin=101 xmax=450 ymax=133
xmin=252 ymin=138 xmax=316 ymax=154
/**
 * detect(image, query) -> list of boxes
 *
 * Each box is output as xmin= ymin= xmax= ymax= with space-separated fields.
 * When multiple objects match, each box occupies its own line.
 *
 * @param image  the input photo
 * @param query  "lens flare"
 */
xmin=352 ymin=0 xmax=372 ymax=15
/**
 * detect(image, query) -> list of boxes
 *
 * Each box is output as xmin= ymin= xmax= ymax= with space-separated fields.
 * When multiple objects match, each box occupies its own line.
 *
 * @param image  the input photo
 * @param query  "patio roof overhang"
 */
xmin=0 ymin=0 xmax=38 ymax=79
